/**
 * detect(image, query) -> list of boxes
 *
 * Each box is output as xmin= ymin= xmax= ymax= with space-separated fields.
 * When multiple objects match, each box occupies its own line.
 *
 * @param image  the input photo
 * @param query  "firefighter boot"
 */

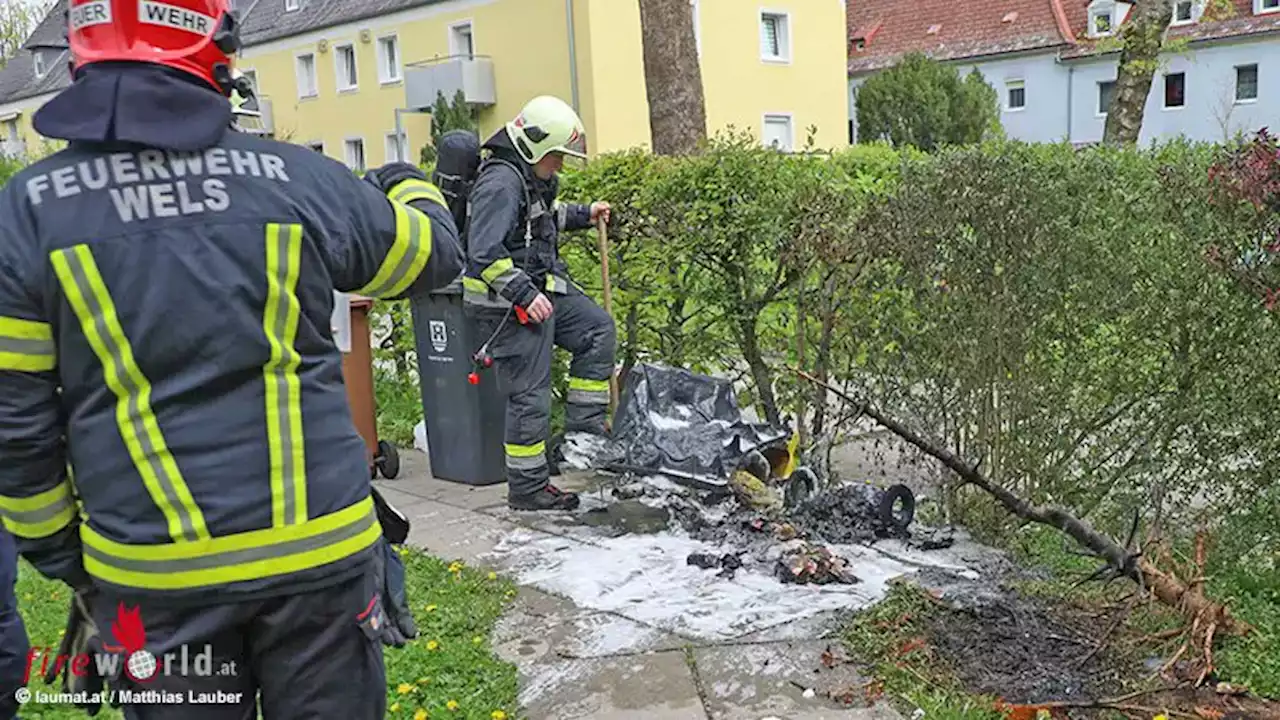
xmin=508 ymin=484 xmax=581 ymax=512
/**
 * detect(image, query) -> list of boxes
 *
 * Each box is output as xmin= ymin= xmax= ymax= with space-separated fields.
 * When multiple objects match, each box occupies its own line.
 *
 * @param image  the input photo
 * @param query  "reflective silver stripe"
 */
xmin=546 ymin=275 xmax=569 ymax=294
xmin=567 ymin=389 xmax=610 ymax=406
xmin=362 ymin=204 xmax=426 ymax=297
xmin=555 ymin=202 xmax=569 ymax=230
xmin=0 ymin=497 xmax=75 ymax=528
xmin=0 ymin=336 xmax=54 ymax=356
xmin=59 ymin=250 xmax=201 ymax=543
xmin=81 ymin=505 xmax=378 ymax=574
xmin=506 ymin=454 xmax=548 ymax=470
xmin=487 ymin=267 xmax=523 ymax=294
xmin=463 ymin=278 xmax=512 ymax=308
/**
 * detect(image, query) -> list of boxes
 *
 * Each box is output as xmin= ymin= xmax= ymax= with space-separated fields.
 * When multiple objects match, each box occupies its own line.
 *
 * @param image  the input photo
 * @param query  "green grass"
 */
xmin=842 ymin=581 xmax=1005 ymax=720
xmin=14 ymin=550 xmax=520 ymax=720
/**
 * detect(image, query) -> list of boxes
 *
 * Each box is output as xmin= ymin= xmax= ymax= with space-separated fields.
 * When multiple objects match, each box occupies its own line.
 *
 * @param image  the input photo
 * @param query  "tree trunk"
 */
xmin=738 ymin=316 xmax=782 ymax=426
xmin=637 ymin=0 xmax=708 ymax=155
xmin=1103 ymin=0 xmax=1174 ymax=145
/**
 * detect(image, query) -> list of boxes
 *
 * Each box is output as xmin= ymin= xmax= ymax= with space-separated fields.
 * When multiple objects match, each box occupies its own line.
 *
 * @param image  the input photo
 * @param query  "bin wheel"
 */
xmin=377 ymin=440 xmax=401 ymax=480
xmin=877 ymin=484 xmax=915 ymax=534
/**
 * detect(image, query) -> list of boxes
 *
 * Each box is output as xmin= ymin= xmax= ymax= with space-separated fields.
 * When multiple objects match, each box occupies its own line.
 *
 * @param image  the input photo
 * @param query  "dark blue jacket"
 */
xmin=0 ymin=127 xmax=463 ymax=604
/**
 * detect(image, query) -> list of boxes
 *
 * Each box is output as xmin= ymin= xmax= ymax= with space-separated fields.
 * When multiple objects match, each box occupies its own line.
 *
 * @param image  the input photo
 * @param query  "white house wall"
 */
xmin=846 ymin=33 xmax=1280 ymax=147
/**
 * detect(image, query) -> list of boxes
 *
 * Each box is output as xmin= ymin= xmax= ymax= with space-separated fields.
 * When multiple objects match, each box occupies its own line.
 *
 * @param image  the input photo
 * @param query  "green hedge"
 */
xmin=551 ymin=133 xmax=1280 ymax=570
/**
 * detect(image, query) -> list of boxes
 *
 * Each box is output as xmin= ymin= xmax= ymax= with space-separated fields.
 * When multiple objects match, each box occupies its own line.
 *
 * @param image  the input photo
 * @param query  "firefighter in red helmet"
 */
xmin=0 ymin=1 xmax=463 ymax=717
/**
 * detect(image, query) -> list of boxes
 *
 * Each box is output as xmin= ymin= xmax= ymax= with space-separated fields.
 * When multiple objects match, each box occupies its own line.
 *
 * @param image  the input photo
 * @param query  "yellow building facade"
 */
xmin=238 ymin=0 xmax=849 ymax=167
xmin=0 ymin=0 xmax=849 ymax=167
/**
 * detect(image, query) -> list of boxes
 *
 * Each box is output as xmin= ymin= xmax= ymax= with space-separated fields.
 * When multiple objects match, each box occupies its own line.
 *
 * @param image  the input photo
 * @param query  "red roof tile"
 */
xmin=849 ymin=0 xmax=1280 ymax=73
xmin=847 ymin=0 xmax=1077 ymax=73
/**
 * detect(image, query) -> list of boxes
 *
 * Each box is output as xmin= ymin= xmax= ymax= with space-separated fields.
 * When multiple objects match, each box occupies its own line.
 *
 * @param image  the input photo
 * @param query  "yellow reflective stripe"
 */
xmin=462 ymin=277 xmax=490 ymax=294
xmin=389 ymin=179 xmax=448 ymax=209
xmin=481 ymin=257 xmax=516 ymax=286
xmin=0 ymin=315 xmax=55 ymax=371
xmin=504 ymin=441 xmax=546 ymax=458
xmin=545 ymin=275 xmax=570 ymax=293
xmin=80 ymin=495 xmax=382 ymax=591
xmin=263 ymin=223 xmax=307 ymax=528
xmin=568 ymin=377 xmax=610 ymax=393
xmin=354 ymin=201 xmax=433 ymax=299
xmin=50 ymin=244 xmax=210 ymax=543
xmin=0 ymin=481 xmax=77 ymax=539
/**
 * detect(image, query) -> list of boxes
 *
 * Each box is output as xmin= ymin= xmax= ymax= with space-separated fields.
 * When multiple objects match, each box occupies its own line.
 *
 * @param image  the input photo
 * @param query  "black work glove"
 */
xmin=363 ymin=162 xmax=429 ymax=195
xmin=370 ymin=539 xmax=418 ymax=648
xmin=45 ymin=590 xmax=106 ymax=716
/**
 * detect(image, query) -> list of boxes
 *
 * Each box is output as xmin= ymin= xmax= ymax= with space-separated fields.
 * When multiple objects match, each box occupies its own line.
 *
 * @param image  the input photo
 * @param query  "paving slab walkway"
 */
xmin=376 ymin=450 xmax=907 ymax=720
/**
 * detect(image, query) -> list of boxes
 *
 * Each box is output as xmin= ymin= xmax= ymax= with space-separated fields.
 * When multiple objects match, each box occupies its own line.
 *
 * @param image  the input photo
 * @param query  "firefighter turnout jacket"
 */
xmin=0 ymin=132 xmax=463 ymax=602
xmin=463 ymin=130 xmax=594 ymax=311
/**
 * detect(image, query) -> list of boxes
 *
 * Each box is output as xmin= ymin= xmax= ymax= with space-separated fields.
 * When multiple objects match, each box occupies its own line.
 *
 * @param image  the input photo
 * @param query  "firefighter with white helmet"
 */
xmin=0 ymin=0 xmax=463 ymax=716
xmin=463 ymin=95 xmax=614 ymax=512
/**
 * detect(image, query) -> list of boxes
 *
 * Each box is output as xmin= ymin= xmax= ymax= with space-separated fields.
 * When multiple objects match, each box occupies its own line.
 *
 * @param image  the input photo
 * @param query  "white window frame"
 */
xmin=1088 ymin=2 xmax=1116 ymax=37
xmin=333 ymin=42 xmax=359 ymax=92
xmin=1097 ymin=80 xmax=1116 ymax=117
xmin=1005 ymin=79 xmax=1026 ymax=111
xmin=759 ymin=9 xmax=791 ymax=64
xmin=449 ymin=20 xmax=475 ymax=58
xmin=344 ymin=137 xmax=367 ymax=172
xmin=1171 ymin=0 xmax=1196 ymax=24
xmin=1256 ymin=0 xmax=1280 ymax=14
xmin=384 ymin=131 xmax=408 ymax=164
xmin=1235 ymin=63 xmax=1259 ymax=103
xmin=1163 ymin=71 xmax=1186 ymax=110
xmin=294 ymin=52 xmax=318 ymax=99
xmin=285 ymin=0 xmax=299 ymax=11
xmin=691 ymin=0 xmax=702 ymax=58
xmin=762 ymin=113 xmax=794 ymax=152
xmin=32 ymin=51 xmax=45 ymax=77
xmin=376 ymin=33 xmax=402 ymax=84
xmin=1 ymin=117 xmax=19 ymax=143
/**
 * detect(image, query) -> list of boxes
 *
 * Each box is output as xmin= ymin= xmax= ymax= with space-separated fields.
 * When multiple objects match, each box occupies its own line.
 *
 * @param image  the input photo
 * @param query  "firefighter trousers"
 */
xmin=90 ymin=563 xmax=385 ymax=720
xmin=0 ymin=528 xmax=28 ymax=720
xmin=475 ymin=286 xmax=617 ymax=497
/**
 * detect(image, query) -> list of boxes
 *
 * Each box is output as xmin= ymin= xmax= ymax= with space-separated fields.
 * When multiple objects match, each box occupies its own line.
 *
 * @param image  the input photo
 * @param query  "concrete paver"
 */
xmin=493 ymin=587 xmax=686 ymax=662
xmin=517 ymin=650 xmax=708 ymax=720
xmin=693 ymin=641 xmax=896 ymax=720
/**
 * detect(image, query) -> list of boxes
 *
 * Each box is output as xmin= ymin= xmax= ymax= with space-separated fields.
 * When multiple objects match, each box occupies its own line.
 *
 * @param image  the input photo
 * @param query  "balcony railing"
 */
xmin=405 ymin=54 xmax=496 ymax=111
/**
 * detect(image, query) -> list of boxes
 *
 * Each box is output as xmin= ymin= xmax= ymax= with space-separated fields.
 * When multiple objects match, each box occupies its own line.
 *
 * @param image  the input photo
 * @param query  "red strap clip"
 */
xmin=514 ymin=306 xmax=530 ymax=325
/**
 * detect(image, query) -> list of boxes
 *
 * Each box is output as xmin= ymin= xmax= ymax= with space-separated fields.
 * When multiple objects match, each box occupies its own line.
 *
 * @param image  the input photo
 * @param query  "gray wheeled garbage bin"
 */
xmin=410 ymin=283 xmax=506 ymax=486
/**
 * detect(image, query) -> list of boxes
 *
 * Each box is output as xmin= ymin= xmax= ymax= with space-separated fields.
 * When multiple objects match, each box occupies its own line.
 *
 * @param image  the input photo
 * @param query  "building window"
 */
xmin=385 ymin=132 xmax=407 ymax=163
xmin=2 ymin=119 xmax=18 ymax=143
xmin=285 ymin=0 xmax=299 ymax=10
xmin=1006 ymin=79 xmax=1026 ymax=111
xmin=762 ymin=114 xmax=793 ymax=151
xmin=32 ymin=51 xmax=45 ymax=77
xmin=1236 ymin=64 xmax=1259 ymax=102
xmin=239 ymin=69 xmax=258 ymax=93
xmin=1089 ymin=2 xmax=1115 ymax=36
xmin=334 ymin=44 xmax=358 ymax=92
xmin=1257 ymin=0 xmax=1280 ymax=13
xmin=377 ymin=35 xmax=401 ymax=83
xmin=1164 ymin=71 xmax=1186 ymax=108
xmin=449 ymin=22 xmax=474 ymax=58
xmin=760 ymin=11 xmax=790 ymax=62
xmin=306 ymin=141 xmax=324 ymax=154
xmin=295 ymin=53 xmax=318 ymax=98
xmin=344 ymin=138 xmax=366 ymax=172
xmin=1173 ymin=0 xmax=1195 ymax=23
xmin=1098 ymin=80 xmax=1115 ymax=115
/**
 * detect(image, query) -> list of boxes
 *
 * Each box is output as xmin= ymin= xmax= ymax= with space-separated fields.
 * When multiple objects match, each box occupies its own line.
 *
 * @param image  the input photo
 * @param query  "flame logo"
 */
xmin=102 ymin=602 xmax=147 ymax=655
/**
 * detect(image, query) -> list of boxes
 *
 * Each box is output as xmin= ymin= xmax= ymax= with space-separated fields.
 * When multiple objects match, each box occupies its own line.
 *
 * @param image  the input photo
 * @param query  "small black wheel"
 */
xmin=370 ymin=463 xmax=379 ymax=480
xmin=876 ymin=484 xmax=916 ymax=534
xmin=377 ymin=440 xmax=401 ymax=480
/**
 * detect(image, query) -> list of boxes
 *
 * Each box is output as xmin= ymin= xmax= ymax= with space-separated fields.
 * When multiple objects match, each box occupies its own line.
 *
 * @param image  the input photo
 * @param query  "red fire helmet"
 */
xmin=67 ymin=0 xmax=241 ymax=93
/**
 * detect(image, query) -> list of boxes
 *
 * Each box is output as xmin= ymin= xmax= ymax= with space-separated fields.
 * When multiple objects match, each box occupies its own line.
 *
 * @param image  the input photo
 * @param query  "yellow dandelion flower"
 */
xmin=448 ymin=561 xmax=463 ymax=573
xmin=1153 ymin=716 xmax=1169 ymax=720
xmin=492 ymin=711 xmax=508 ymax=720
xmin=487 ymin=572 xmax=498 ymax=581
xmin=390 ymin=703 xmax=400 ymax=712
xmin=446 ymin=700 xmax=460 ymax=711
xmin=414 ymin=710 xmax=429 ymax=720
xmin=397 ymin=682 xmax=415 ymax=695
xmin=472 ymin=636 xmax=483 ymax=645
xmin=426 ymin=639 xmax=440 ymax=651
xmin=424 ymin=604 xmax=437 ymax=613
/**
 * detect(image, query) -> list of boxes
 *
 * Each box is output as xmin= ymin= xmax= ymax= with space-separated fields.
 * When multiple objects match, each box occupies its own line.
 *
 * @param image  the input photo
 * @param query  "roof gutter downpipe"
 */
xmin=566 ymin=0 xmax=580 ymax=112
